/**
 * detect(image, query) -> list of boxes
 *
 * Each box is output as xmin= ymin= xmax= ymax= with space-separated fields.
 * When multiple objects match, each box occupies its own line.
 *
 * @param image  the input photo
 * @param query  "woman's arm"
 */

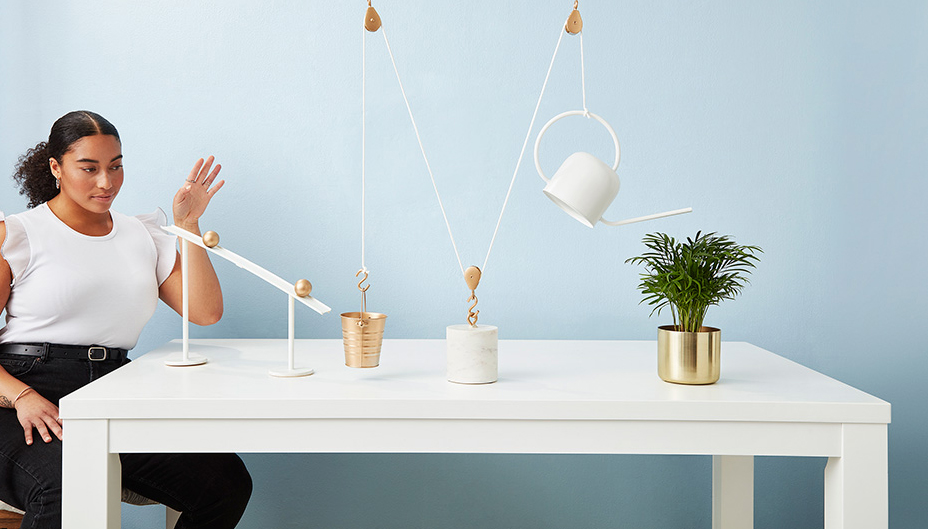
xmin=0 ymin=221 xmax=63 ymax=445
xmin=158 ymin=156 xmax=225 ymax=325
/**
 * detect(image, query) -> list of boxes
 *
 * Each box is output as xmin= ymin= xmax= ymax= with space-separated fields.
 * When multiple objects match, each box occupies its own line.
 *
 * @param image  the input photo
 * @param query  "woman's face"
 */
xmin=50 ymin=134 xmax=124 ymax=215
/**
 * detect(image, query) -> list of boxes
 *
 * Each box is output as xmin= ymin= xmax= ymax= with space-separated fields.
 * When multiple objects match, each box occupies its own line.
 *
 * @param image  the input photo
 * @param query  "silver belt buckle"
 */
xmin=87 ymin=346 xmax=107 ymax=361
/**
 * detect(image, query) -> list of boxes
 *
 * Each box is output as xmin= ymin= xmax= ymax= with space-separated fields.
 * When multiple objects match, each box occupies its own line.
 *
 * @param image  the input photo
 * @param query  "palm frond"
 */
xmin=625 ymin=232 xmax=762 ymax=332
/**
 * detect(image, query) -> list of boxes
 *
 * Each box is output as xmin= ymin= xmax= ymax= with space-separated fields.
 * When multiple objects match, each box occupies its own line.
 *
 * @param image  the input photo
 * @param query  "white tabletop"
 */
xmin=60 ymin=339 xmax=889 ymax=425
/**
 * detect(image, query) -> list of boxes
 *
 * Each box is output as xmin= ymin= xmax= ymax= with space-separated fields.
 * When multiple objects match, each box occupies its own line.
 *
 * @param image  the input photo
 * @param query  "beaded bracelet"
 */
xmin=12 ymin=386 xmax=32 ymax=407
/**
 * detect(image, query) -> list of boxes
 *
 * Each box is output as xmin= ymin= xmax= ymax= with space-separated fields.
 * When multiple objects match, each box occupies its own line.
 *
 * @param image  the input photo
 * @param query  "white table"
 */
xmin=59 ymin=339 xmax=890 ymax=528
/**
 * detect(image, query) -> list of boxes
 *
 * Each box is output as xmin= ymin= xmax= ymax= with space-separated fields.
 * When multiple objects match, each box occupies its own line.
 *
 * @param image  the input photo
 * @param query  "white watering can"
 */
xmin=534 ymin=110 xmax=691 ymax=227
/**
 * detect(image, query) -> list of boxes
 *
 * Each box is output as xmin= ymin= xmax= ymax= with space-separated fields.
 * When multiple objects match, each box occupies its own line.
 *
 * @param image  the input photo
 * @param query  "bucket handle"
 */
xmin=356 ymin=269 xmax=369 ymax=327
xmin=357 ymin=290 xmax=368 ymax=327
xmin=533 ymin=109 xmax=621 ymax=183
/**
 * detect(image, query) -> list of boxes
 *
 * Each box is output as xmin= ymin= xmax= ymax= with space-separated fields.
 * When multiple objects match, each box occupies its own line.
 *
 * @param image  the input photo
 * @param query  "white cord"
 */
xmin=483 ymin=27 xmax=567 ymax=273
xmin=361 ymin=26 xmax=367 ymax=272
xmin=381 ymin=26 xmax=466 ymax=277
xmin=372 ymin=20 xmax=581 ymax=279
xmin=580 ymin=31 xmax=588 ymax=115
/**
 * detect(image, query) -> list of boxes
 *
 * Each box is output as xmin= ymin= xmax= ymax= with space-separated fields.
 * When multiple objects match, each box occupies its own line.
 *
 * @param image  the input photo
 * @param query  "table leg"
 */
xmin=62 ymin=420 xmax=121 ymax=529
xmin=824 ymin=424 xmax=888 ymax=529
xmin=712 ymin=455 xmax=754 ymax=529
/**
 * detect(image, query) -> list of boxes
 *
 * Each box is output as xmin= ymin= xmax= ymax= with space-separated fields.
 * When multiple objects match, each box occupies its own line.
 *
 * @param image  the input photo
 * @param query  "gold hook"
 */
xmin=467 ymin=292 xmax=479 ymax=327
xmin=574 ymin=0 xmax=579 ymax=8
xmin=464 ymin=266 xmax=482 ymax=327
xmin=356 ymin=269 xmax=370 ymax=292
xmin=566 ymin=2 xmax=583 ymax=34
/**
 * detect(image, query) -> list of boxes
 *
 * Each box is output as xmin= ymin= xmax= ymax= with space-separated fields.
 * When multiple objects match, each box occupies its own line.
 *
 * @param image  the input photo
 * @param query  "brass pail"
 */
xmin=657 ymin=325 xmax=721 ymax=385
xmin=340 ymin=311 xmax=386 ymax=368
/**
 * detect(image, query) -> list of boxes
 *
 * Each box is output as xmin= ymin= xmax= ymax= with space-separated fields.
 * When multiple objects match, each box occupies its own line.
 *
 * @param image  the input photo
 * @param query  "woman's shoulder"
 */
xmin=125 ymin=208 xmax=176 ymax=285
xmin=0 ymin=208 xmax=34 ymax=280
xmin=109 ymin=208 xmax=168 ymax=234
xmin=1 ymin=203 xmax=50 ymax=224
xmin=129 ymin=208 xmax=169 ymax=229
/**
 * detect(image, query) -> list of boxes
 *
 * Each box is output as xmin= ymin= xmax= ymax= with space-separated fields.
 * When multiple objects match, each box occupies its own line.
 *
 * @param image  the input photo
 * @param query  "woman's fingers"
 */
xmin=17 ymin=394 xmax=63 ymax=445
xmin=187 ymin=158 xmax=205 ymax=184
xmin=48 ymin=416 xmax=64 ymax=441
xmin=34 ymin=421 xmax=52 ymax=443
xmin=197 ymin=156 xmax=215 ymax=182
xmin=22 ymin=422 xmax=33 ymax=445
xmin=202 ymin=163 xmax=221 ymax=188
xmin=206 ymin=179 xmax=225 ymax=198
xmin=20 ymin=415 xmax=62 ymax=444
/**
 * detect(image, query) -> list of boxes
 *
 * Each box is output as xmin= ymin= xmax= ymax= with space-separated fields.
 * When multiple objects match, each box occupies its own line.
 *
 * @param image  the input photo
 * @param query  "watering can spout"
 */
xmin=600 ymin=207 xmax=693 ymax=227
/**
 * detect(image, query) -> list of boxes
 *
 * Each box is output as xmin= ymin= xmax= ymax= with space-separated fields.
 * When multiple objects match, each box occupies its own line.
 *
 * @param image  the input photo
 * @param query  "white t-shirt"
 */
xmin=0 ymin=203 xmax=177 ymax=350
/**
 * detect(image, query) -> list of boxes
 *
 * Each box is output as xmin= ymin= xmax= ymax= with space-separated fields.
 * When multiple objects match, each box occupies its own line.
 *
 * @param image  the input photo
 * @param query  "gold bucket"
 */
xmin=341 ymin=269 xmax=386 ymax=368
xmin=340 ymin=311 xmax=386 ymax=368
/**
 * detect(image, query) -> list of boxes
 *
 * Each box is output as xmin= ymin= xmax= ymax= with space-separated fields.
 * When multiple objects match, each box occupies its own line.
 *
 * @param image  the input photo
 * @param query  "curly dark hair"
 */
xmin=12 ymin=111 xmax=120 ymax=208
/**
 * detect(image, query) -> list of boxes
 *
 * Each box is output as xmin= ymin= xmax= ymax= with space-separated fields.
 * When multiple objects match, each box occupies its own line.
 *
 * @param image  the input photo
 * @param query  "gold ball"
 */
xmin=294 ymin=279 xmax=312 ymax=297
xmin=202 ymin=231 xmax=220 ymax=248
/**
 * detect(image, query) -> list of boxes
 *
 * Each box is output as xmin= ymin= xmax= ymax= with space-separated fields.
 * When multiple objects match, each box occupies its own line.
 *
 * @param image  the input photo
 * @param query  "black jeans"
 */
xmin=0 ymin=352 xmax=252 ymax=529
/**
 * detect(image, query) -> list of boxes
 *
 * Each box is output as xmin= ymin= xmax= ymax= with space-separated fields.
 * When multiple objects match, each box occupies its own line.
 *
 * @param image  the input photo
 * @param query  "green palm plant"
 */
xmin=625 ymin=232 xmax=762 ymax=332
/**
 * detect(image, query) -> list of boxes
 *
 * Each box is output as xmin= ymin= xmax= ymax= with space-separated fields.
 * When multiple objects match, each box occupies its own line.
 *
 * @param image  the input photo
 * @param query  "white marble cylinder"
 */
xmin=446 ymin=324 xmax=498 ymax=384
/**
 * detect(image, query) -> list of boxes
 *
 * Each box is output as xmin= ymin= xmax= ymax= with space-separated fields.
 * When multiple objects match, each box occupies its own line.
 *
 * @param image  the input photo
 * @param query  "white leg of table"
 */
xmin=824 ymin=424 xmax=888 ymax=529
xmin=62 ymin=420 xmax=121 ymax=529
xmin=712 ymin=455 xmax=753 ymax=529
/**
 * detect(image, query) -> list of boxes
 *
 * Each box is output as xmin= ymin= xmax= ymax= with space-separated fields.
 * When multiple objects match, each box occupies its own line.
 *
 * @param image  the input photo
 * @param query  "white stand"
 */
xmin=447 ymin=324 xmax=498 ymax=384
xmin=270 ymin=296 xmax=314 ymax=377
xmin=165 ymin=238 xmax=208 ymax=367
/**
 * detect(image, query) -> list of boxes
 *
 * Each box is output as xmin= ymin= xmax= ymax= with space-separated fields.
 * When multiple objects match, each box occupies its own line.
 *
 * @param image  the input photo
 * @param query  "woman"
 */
xmin=0 ymin=111 xmax=251 ymax=528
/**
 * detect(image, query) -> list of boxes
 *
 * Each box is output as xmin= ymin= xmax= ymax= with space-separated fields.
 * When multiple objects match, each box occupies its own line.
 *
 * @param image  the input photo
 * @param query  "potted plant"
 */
xmin=625 ymin=231 xmax=761 ymax=384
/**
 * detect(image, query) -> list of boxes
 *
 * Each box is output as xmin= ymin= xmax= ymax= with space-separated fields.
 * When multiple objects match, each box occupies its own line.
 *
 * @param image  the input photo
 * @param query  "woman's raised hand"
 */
xmin=173 ymin=156 xmax=225 ymax=229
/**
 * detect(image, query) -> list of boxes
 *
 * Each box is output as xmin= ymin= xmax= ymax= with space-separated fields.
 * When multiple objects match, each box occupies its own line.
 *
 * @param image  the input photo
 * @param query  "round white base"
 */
xmin=447 ymin=324 xmax=498 ymax=384
xmin=269 ymin=367 xmax=315 ymax=378
xmin=164 ymin=352 xmax=208 ymax=367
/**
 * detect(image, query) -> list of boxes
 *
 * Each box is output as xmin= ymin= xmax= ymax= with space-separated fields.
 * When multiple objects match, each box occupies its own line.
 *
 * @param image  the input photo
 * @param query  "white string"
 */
xmin=580 ymin=31 xmax=588 ymax=115
xmin=381 ymin=26 xmax=466 ymax=277
xmin=482 ymin=27 xmax=567 ymax=273
xmin=373 ymin=19 xmax=580 ymax=279
xmin=361 ymin=26 xmax=367 ymax=273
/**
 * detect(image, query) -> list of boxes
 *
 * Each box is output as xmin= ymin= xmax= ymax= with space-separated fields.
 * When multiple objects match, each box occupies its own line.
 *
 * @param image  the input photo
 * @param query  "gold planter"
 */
xmin=657 ymin=325 xmax=721 ymax=385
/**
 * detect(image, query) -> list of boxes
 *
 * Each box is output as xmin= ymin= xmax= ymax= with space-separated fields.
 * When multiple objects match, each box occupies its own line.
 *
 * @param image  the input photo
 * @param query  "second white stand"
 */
xmin=447 ymin=324 xmax=498 ymax=384
xmin=270 ymin=295 xmax=314 ymax=377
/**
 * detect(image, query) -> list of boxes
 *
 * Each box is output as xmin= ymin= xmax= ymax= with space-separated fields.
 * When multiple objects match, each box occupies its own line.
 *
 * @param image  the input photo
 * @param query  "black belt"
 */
xmin=0 ymin=343 xmax=128 ymax=362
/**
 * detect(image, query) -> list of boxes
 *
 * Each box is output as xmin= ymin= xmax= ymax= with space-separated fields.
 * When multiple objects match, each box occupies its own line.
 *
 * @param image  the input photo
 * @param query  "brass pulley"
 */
xmin=566 ymin=1 xmax=583 ymax=34
xmin=364 ymin=1 xmax=382 ymax=32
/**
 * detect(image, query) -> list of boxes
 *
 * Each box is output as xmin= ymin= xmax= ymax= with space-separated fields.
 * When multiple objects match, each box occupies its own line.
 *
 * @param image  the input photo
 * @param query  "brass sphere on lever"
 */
xmin=202 ymin=231 xmax=220 ymax=248
xmin=294 ymin=279 xmax=313 ymax=298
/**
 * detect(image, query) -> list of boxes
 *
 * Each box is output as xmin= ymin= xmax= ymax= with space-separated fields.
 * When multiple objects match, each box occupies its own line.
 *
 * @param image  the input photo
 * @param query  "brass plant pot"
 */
xmin=657 ymin=325 xmax=721 ymax=385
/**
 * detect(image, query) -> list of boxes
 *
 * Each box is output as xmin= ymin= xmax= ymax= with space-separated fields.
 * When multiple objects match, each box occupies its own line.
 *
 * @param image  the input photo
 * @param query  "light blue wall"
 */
xmin=2 ymin=1 xmax=926 ymax=527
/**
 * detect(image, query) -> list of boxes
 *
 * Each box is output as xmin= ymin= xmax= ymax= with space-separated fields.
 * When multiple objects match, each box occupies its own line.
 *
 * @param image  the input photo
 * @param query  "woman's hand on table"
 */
xmin=13 ymin=389 xmax=63 ymax=445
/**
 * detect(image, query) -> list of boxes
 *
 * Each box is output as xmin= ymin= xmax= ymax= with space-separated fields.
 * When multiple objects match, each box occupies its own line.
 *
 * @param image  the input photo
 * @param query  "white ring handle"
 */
xmin=534 ymin=110 xmax=621 ymax=183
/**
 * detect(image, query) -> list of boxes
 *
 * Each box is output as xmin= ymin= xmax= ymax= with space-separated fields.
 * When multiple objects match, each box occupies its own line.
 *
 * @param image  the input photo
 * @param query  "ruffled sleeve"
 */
xmin=0 ymin=211 xmax=32 ymax=284
xmin=136 ymin=208 xmax=177 ymax=286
